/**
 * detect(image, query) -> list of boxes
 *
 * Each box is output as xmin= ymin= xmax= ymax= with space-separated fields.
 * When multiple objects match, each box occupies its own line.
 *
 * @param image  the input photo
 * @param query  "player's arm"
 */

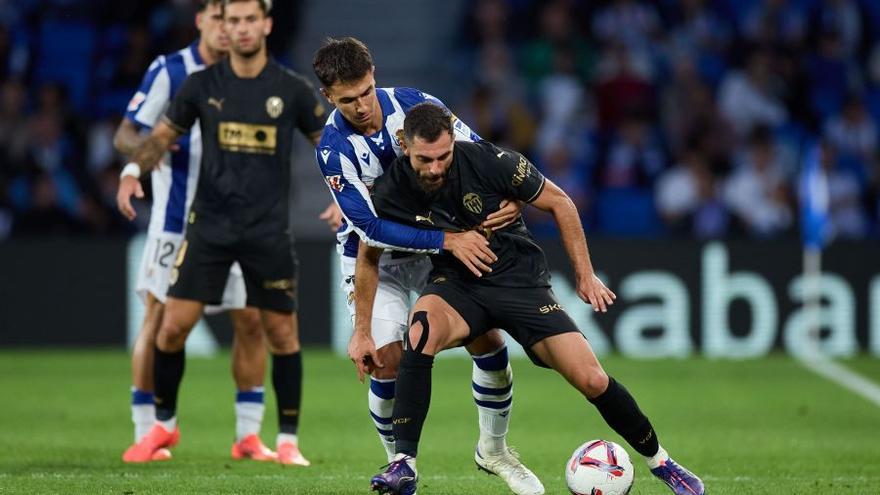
xmin=349 ymin=241 xmax=385 ymax=382
xmin=116 ymin=72 xmax=199 ymax=221
xmin=530 ymin=179 xmax=616 ymax=312
xmin=113 ymin=119 xmax=146 ymax=156
xmin=318 ymin=146 xmax=495 ymax=274
xmin=116 ymin=120 xmax=183 ymax=221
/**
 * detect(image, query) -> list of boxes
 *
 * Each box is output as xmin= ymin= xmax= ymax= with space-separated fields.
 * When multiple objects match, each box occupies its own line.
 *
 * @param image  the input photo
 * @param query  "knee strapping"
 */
xmin=406 ymin=311 xmax=431 ymax=354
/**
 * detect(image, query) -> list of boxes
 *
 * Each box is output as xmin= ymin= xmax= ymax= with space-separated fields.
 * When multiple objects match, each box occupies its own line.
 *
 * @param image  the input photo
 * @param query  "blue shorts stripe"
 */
xmin=472 ymin=382 xmax=512 ymax=397
xmin=370 ymin=411 xmax=393 ymax=425
xmin=370 ymin=378 xmax=396 ymax=400
xmin=475 ymin=397 xmax=513 ymax=410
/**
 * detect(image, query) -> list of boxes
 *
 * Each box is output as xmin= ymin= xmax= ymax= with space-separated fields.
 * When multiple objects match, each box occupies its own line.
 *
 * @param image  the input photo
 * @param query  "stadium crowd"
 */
xmin=2 ymin=0 xmax=880 ymax=241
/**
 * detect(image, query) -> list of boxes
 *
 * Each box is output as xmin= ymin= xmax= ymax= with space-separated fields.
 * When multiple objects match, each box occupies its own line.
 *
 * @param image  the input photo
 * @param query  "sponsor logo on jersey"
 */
xmin=207 ymin=97 xmax=224 ymax=112
xmin=463 ymin=192 xmax=483 ymax=215
xmin=127 ymin=91 xmax=147 ymax=112
xmin=325 ymin=174 xmax=345 ymax=192
xmin=266 ymin=96 xmax=284 ymax=118
xmin=512 ymin=155 xmax=531 ymax=187
xmin=415 ymin=212 xmax=434 ymax=225
xmin=218 ymin=122 xmax=277 ymax=154
xmin=539 ymin=303 xmax=563 ymax=314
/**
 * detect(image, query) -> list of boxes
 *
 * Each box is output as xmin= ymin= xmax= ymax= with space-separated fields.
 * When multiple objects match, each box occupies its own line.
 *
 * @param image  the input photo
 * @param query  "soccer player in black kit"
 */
xmin=356 ymin=103 xmax=705 ymax=495
xmin=117 ymin=0 xmax=324 ymax=465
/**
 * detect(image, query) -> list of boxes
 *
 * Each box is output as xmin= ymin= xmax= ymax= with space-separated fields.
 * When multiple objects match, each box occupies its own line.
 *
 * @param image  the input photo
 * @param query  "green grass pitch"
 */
xmin=0 ymin=350 xmax=878 ymax=494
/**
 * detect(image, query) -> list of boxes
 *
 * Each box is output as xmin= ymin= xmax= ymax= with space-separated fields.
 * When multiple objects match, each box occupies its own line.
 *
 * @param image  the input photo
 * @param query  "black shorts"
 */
xmin=421 ymin=278 xmax=581 ymax=367
xmin=167 ymin=218 xmax=298 ymax=313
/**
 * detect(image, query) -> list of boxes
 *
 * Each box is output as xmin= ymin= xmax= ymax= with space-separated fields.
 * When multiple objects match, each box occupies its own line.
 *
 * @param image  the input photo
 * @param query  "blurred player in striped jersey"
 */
xmin=114 ymin=0 xmax=274 ymax=462
xmin=312 ymin=37 xmax=544 ymax=495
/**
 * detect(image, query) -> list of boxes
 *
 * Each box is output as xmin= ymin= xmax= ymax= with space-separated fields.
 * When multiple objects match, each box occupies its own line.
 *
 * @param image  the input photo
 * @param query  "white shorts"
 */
xmin=136 ymin=231 xmax=247 ymax=314
xmin=340 ymin=254 xmax=432 ymax=350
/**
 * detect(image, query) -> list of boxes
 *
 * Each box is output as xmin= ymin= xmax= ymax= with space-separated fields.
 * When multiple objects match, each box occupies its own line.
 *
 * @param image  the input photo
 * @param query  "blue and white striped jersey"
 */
xmin=316 ymin=87 xmax=480 ymax=259
xmin=124 ymin=41 xmax=205 ymax=235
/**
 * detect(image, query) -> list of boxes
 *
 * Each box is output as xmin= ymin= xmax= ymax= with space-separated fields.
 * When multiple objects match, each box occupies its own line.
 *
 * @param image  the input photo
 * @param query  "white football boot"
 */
xmin=475 ymin=445 xmax=545 ymax=495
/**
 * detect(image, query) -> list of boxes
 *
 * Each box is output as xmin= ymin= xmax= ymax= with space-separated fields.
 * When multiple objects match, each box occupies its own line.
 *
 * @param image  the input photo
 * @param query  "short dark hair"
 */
xmin=403 ymin=103 xmax=453 ymax=144
xmin=312 ymin=37 xmax=374 ymax=87
xmin=221 ymin=0 xmax=271 ymax=15
xmin=196 ymin=0 xmax=223 ymax=12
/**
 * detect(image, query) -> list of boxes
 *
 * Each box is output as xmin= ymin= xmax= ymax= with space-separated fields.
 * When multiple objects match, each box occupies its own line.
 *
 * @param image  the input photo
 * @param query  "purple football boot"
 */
xmin=650 ymin=458 xmax=705 ymax=495
xmin=371 ymin=456 xmax=417 ymax=495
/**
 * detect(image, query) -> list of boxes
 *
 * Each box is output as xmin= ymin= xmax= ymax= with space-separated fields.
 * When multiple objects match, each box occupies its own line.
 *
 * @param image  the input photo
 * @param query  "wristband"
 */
xmin=120 ymin=163 xmax=141 ymax=180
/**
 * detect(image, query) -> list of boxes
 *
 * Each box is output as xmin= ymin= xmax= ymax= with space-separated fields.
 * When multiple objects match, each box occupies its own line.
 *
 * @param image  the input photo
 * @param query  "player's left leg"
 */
xmin=228 ymin=307 xmax=275 ymax=461
xmin=530 ymin=333 xmax=705 ymax=495
xmin=260 ymin=308 xmax=309 ymax=466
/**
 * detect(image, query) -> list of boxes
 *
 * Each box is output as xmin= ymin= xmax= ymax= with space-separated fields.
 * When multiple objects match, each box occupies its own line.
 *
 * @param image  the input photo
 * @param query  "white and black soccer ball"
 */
xmin=565 ymin=439 xmax=634 ymax=495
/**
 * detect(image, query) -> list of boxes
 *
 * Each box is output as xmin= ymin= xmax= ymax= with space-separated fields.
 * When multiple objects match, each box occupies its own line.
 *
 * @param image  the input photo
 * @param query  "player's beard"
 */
xmin=417 ymin=171 xmax=446 ymax=194
xmin=234 ymin=38 xmax=263 ymax=59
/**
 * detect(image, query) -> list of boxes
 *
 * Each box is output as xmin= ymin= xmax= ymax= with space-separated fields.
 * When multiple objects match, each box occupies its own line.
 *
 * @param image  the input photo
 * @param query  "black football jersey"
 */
xmin=164 ymin=58 xmax=325 ymax=236
xmin=371 ymin=140 xmax=551 ymax=287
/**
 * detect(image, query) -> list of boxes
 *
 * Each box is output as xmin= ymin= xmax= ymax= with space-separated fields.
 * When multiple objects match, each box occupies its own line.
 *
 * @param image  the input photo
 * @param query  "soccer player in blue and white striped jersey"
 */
xmin=114 ymin=0 xmax=274 ymax=462
xmin=312 ymin=37 xmax=544 ymax=495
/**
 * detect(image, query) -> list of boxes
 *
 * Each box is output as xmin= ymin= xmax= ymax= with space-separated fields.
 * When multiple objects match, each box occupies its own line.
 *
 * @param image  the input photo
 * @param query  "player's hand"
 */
xmin=348 ymin=331 xmax=384 ymax=383
xmin=443 ymin=230 xmax=497 ymax=277
xmin=576 ymin=273 xmax=616 ymax=313
xmin=116 ymin=176 xmax=144 ymax=221
xmin=319 ymin=201 xmax=343 ymax=231
xmin=481 ymin=199 xmax=523 ymax=231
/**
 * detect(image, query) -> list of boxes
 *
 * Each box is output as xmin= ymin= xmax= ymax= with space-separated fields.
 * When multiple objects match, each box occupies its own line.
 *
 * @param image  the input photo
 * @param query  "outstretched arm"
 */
xmin=115 ymin=120 xmax=182 ymax=221
xmin=529 ymin=179 xmax=616 ymax=312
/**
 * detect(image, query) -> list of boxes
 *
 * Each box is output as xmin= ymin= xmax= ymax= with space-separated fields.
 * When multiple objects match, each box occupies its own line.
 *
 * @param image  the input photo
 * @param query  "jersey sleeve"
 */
xmin=292 ymin=77 xmax=326 ymax=137
xmin=393 ymin=87 xmax=481 ymax=142
xmin=124 ymin=56 xmax=171 ymax=130
xmin=487 ymin=146 xmax=546 ymax=203
xmin=162 ymin=73 xmax=201 ymax=134
xmin=316 ymin=140 xmax=443 ymax=253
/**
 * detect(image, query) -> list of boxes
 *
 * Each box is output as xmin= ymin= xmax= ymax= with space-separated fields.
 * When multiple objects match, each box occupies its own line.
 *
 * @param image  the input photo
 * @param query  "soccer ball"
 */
xmin=565 ymin=439 xmax=634 ymax=495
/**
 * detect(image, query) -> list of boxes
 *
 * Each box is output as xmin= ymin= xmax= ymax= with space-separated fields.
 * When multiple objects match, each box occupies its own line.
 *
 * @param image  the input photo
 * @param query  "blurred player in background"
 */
xmin=114 ymin=0 xmax=274 ymax=463
xmin=362 ymin=103 xmax=704 ymax=495
xmin=312 ymin=37 xmax=543 ymax=495
xmin=116 ymin=0 xmax=324 ymax=465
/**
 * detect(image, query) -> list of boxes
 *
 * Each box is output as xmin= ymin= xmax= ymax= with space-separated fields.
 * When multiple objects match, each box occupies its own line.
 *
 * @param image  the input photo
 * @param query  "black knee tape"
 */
xmin=407 ymin=311 xmax=430 ymax=354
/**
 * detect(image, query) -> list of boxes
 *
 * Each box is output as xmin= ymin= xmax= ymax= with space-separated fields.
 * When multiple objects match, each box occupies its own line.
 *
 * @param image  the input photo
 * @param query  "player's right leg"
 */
xmin=371 ymin=294 xmax=471 ymax=495
xmin=228 ymin=306 xmax=275 ymax=461
xmin=123 ymin=297 xmax=203 ymax=463
xmin=530 ymin=333 xmax=705 ymax=495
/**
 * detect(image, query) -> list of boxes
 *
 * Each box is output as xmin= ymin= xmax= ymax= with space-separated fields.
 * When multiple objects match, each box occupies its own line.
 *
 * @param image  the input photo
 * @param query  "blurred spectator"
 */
xmin=534 ymin=46 xmax=588 ymax=154
xmin=519 ymin=0 xmax=595 ymax=88
xmin=655 ymin=145 xmax=729 ymax=239
xmin=823 ymin=95 xmax=878 ymax=162
xmin=807 ymin=0 xmax=866 ymax=58
xmin=591 ymin=0 xmax=661 ymax=53
xmin=806 ymin=31 xmax=860 ymax=122
xmin=668 ymin=0 xmax=732 ymax=85
xmin=723 ymin=126 xmax=794 ymax=237
xmin=718 ymin=48 xmax=788 ymax=137
xmin=594 ymin=44 xmax=656 ymax=130
xmin=742 ymin=0 xmax=806 ymax=49
xmin=595 ymin=112 xmax=666 ymax=190
xmin=816 ymin=142 xmax=869 ymax=239
xmin=0 ymin=79 xmax=29 ymax=171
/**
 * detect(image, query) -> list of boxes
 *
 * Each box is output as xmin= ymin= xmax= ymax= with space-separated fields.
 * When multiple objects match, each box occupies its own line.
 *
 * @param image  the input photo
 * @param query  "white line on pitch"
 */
xmin=797 ymin=354 xmax=880 ymax=408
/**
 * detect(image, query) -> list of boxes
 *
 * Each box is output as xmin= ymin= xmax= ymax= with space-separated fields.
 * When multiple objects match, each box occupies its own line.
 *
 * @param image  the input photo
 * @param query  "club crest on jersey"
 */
xmin=463 ymin=193 xmax=483 ymax=214
xmin=325 ymin=174 xmax=345 ymax=192
xmin=266 ymin=96 xmax=284 ymax=118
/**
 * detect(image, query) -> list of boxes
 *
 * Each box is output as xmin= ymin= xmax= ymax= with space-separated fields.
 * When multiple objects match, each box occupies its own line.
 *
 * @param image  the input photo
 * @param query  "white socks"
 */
xmin=645 ymin=445 xmax=670 ymax=469
xmin=235 ymin=387 xmax=265 ymax=441
xmin=471 ymin=347 xmax=513 ymax=456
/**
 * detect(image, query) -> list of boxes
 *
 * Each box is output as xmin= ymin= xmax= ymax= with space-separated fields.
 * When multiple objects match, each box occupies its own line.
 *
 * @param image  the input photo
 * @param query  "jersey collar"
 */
xmin=189 ymin=40 xmax=204 ymax=67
